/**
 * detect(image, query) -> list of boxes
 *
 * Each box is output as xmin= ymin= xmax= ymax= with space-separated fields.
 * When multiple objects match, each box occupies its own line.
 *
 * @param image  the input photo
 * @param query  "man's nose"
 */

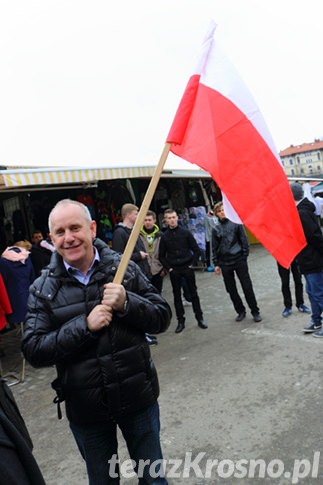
xmin=64 ymin=230 xmax=74 ymax=241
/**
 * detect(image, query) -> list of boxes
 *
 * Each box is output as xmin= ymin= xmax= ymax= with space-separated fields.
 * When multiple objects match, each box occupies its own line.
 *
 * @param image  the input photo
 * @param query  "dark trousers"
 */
xmin=169 ymin=267 xmax=203 ymax=322
xmin=277 ymin=260 xmax=303 ymax=308
xmin=151 ymin=273 xmax=163 ymax=293
xmin=70 ymin=402 xmax=166 ymax=485
xmin=221 ymin=259 xmax=259 ymax=315
xmin=181 ymin=277 xmax=191 ymax=302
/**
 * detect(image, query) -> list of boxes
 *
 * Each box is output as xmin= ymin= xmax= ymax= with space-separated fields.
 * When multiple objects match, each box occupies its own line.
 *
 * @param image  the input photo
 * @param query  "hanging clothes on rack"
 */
xmin=0 ymin=247 xmax=35 ymax=326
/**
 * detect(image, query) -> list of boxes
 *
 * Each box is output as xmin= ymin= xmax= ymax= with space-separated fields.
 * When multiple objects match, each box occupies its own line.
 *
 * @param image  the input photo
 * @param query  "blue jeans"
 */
xmin=70 ymin=402 xmax=167 ymax=485
xmin=304 ymin=272 xmax=323 ymax=324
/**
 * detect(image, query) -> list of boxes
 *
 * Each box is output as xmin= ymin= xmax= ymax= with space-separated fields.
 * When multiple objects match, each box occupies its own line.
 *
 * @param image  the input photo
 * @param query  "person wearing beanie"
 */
xmin=290 ymin=182 xmax=304 ymax=202
xmin=290 ymin=182 xmax=323 ymax=336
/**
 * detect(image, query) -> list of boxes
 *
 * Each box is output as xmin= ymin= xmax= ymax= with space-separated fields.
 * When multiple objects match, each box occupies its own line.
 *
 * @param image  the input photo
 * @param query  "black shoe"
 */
xmin=253 ymin=313 xmax=262 ymax=323
xmin=197 ymin=319 xmax=208 ymax=329
xmin=145 ymin=334 xmax=158 ymax=345
xmin=235 ymin=312 xmax=246 ymax=322
xmin=175 ymin=322 xmax=185 ymax=333
xmin=145 ymin=333 xmax=157 ymax=341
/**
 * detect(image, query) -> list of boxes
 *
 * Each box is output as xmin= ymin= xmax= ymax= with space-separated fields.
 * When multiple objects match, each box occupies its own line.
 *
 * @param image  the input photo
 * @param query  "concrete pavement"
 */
xmin=1 ymin=244 xmax=323 ymax=484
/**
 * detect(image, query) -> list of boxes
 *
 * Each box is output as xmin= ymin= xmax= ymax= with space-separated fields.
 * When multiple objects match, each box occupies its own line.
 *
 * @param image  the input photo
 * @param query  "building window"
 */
xmin=291 ymin=169 xmax=295 ymax=175
xmin=318 ymin=166 xmax=321 ymax=171
xmin=306 ymin=158 xmax=312 ymax=163
xmin=289 ymin=159 xmax=293 ymax=165
xmin=300 ymin=168 xmax=304 ymax=174
xmin=297 ymin=156 xmax=300 ymax=163
xmin=318 ymin=152 xmax=321 ymax=160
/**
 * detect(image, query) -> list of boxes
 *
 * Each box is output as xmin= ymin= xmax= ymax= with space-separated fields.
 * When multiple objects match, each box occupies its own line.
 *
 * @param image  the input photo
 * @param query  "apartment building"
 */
xmin=279 ymin=139 xmax=323 ymax=177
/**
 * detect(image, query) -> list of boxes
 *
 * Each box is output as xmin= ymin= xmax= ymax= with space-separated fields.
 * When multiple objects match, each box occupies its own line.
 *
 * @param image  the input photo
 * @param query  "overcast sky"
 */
xmin=0 ymin=0 xmax=321 ymax=168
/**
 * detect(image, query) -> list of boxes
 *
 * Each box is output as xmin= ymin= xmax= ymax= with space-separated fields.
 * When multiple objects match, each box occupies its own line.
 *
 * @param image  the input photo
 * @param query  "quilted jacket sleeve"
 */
xmin=120 ymin=264 xmax=171 ymax=334
xmin=22 ymin=278 xmax=99 ymax=368
xmin=22 ymin=261 xmax=171 ymax=369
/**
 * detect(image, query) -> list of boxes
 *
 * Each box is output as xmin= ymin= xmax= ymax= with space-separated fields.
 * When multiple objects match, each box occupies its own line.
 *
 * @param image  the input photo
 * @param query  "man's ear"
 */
xmin=91 ymin=220 xmax=97 ymax=237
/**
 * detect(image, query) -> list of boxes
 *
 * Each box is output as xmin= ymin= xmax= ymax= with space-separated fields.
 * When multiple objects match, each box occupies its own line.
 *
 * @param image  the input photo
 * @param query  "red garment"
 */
xmin=0 ymin=273 xmax=12 ymax=330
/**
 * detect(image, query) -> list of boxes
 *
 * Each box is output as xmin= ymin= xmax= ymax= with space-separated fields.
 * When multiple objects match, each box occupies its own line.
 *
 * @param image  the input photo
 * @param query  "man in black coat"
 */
xmin=112 ymin=203 xmax=157 ymax=345
xmin=159 ymin=208 xmax=207 ymax=333
xmin=30 ymin=230 xmax=53 ymax=277
xmin=0 ymin=376 xmax=45 ymax=485
xmin=112 ymin=203 xmax=151 ymax=278
xmin=212 ymin=202 xmax=262 ymax=323
xmin=290 ymin=182 xmax=323 ymax=336
xmin=22 ymin=199 xmax=171 ymax=484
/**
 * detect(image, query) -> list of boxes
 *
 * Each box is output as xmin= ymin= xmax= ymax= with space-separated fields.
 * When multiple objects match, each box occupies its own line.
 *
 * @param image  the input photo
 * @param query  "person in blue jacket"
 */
xmin=0 ymin=241 xmax=35 ymax=327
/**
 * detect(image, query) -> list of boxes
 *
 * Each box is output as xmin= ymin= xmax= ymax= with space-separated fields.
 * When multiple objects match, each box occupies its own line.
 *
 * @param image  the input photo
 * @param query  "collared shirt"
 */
xmin=64 ymin=247 xmax=100 ymax=285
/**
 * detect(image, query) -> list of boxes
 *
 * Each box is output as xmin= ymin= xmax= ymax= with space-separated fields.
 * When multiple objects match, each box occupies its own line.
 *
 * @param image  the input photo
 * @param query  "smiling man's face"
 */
xmin=50 ymin=203 xmax=96 ymax=273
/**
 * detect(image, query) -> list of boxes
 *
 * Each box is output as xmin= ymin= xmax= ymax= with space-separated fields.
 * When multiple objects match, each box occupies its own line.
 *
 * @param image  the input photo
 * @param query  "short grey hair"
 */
xmin=48 ymin=199 xmax=92 ymax=232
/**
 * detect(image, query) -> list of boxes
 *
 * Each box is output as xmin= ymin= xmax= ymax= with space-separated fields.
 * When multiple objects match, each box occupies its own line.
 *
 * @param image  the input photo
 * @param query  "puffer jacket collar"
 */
xmin=47 ymin=238 xmax=118 ymax=279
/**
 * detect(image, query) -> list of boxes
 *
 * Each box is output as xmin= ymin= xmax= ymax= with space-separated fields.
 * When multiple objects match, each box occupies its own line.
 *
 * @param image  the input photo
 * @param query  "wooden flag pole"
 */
xmin=113 ymin=142 xmax=171 ymax=284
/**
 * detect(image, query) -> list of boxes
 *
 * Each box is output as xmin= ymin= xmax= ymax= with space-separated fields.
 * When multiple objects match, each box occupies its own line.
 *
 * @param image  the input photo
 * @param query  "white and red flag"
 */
xmin=166 ymin=22 xmax=306 ymax=268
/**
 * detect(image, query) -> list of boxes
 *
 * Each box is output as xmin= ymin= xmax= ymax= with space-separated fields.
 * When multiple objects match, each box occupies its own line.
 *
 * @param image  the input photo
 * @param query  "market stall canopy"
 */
xmin=0 ymin=165 xmax=156 ymax=191
xmin=0 ymin=159 xmax=209 ymax=191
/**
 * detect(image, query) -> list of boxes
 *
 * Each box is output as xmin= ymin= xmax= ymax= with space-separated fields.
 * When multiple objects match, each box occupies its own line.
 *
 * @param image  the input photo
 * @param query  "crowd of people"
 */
xmin=0 ymin=182 xmax=323 ymax=483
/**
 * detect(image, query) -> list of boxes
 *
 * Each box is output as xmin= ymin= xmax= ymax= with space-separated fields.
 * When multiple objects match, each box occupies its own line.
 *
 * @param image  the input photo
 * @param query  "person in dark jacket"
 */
xmin=22 ymin=199 xmax=171 ymax=485
xmin=30 ymin=230 xmax=53 ymax=277
xmin=112 ymin=203 xmax=157 ymax=345
xmin=0 ymin=376 xmax=45 ymax=485
xmin=212 ymin=202 xmax=262 ymax=323
xmin=290 ymin=182 xmax=323 ymax=336
xmin=159 ymin=208 xmax=207 ymax=333
xmin=112 ymin=203 xmax=151 ymax=278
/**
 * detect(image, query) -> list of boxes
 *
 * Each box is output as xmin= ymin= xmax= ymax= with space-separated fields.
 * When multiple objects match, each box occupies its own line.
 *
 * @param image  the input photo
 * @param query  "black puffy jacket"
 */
xmin=22 ymin=239 xmax=171 ymax=424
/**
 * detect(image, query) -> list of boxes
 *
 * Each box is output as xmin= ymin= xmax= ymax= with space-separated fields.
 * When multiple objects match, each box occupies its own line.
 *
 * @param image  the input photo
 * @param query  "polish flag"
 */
xmin=166 ymin=22 xmax=306 ymax=268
